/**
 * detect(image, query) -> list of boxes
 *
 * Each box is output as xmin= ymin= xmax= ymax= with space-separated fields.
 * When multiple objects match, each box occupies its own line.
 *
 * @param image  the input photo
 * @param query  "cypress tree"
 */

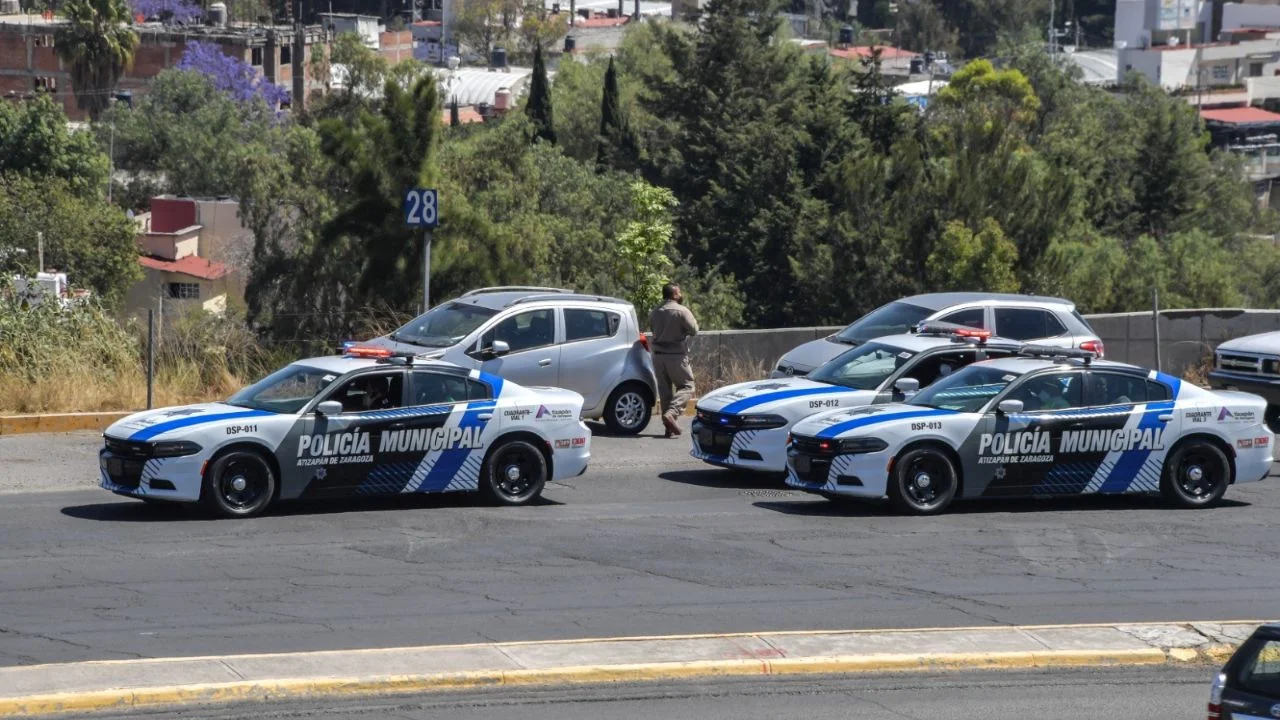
xmin=526 ymin=44 xmax=556 ymax=144
xmin=596 ymin=56 xmax=634 ymax=170
xmin=450 ymin=99 xmax=461 ymax=127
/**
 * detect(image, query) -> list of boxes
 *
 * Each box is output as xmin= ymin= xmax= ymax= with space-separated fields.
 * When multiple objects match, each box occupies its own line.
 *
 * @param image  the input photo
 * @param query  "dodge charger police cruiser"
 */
xmin=691 ymin=323 xmax=1023 ymax=474
xmin=99 ymin=346 xmax=591 ymax=518
xmin=786 ymin=346 xmax=1274 ymax=514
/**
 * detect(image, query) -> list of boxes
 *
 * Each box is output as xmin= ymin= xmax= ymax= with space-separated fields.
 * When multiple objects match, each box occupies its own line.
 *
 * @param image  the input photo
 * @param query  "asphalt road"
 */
xmin=1 ymin=422 xmax=1278 ymax=667
xmin=98 ymin=667 xmax=1214 ymax=720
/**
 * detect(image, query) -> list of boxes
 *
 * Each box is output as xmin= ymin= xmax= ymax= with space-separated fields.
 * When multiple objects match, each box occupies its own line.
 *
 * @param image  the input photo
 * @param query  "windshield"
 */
xmin=909 ymin=365 xmax=1023 ymax=413
xmin=834 ymin=301 xmax=933 ymax=344
xmin=227 ymin=364 xmax=340 ymax=414
xmin=808 ymin=342 xmax=917 ymax=390
xmin=390 ymin=302 xmax=497 ymax=348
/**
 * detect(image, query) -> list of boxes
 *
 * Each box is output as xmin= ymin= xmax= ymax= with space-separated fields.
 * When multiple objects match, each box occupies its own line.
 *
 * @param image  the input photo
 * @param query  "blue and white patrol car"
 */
xmin=786 ymin=346 xmax=1275 ymax=514
xmin=99 ymin=346 xmax=591 ymax=518
xmin=691 ymin=324 xmax=1023 ymax=474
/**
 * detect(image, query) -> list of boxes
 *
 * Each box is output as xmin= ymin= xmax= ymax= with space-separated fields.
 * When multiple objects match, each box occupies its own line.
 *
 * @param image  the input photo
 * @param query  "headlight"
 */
xmin=839 ymin=437 xmax=888 ymax=454
xmin=150 ymin=441 xmax=202 ymax=457
xmin=1265 ymin=358 xmax=1280 ymax=375
xmin=740 ymin=414 xmax=788 ymax=429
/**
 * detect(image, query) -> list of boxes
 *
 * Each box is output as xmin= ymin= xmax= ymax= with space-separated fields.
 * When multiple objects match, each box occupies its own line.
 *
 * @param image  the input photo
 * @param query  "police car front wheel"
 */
xmin=482 ymin=439 xmax=548 ymax=506
xmin=202 ymin=450 xmax=276 ymax=519
xmin=889 ymin=447 xmax=958 ymax=515
xmin=1161 ymin=441 xmax=1230 ymax=509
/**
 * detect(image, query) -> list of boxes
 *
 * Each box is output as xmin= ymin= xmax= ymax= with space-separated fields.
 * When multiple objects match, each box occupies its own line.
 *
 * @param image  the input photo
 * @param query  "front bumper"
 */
xmin=689 ymin=420 xmax=788 ymax=472
xmin=1208 ymin=370 xmax=1280 ymax=405
xmin=98 ymin=447 xmax=205 ymax=502
xmin=784 ymin=448 xmax=889 ymax=498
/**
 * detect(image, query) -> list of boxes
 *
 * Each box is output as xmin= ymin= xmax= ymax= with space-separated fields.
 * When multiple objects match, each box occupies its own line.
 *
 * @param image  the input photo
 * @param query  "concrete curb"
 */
xmin=0 ymin=413 xmax=130 ymax=436
xmin=0 ymin=621 xmax=1265 ymax=717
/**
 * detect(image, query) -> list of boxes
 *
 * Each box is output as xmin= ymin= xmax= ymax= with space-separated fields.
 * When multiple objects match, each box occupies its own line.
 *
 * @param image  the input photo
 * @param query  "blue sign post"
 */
xmin=404 ymin=188 xmax=440 ymax=311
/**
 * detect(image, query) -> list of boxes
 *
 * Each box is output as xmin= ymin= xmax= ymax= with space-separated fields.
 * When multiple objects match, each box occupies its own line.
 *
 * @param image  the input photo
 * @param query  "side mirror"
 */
xmin=894 ymin=377 xmax=920 ymax=399
xmin=997 ymin=399 xmax=1024 ymax=415
xmin=486 ymin=339 xmax=511 ymax=358
xmin=315 ymin=400 xmax=344 ymax=416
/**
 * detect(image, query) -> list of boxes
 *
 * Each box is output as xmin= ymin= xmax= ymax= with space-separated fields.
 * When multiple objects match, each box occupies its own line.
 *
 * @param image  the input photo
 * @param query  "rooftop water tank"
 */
xmin=208 ymin=2 xmax=227 ymax=27
xmin=491 ymin=47 xmax=507 ymax=68
xmin=494 ymin=87 xmax=512 ymax=111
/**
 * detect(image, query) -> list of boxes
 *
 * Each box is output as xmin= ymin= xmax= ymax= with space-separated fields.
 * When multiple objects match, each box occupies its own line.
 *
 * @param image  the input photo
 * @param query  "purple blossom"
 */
xmin=131 ymin=0 xmax=202 ymax=24
xmin=177 ymin=41 xmax=291 ymax=108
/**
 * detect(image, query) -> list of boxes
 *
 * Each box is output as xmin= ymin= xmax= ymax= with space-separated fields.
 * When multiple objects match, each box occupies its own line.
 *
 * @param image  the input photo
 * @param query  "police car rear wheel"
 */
xmin=202 ymin=451 xmax=276 ymax=519
xmin=604 ymin=384 xmax=651 ymax=435
xmin=889 ymin=447 xmax=957 ymax=515
xmin=1162 ymin=441 xmax=1230 ymax=508
xmin=482 ymin=440 xmax=547 ymax=506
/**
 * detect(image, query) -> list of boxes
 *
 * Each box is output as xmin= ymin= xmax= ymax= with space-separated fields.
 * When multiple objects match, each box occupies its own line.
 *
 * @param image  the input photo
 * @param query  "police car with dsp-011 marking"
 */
xmin=98 ymin=346 xmax=592 ymax=518
xmin=786 ymin=346 xmax=1275 ymax=514
xmin=690 ymin=323 xmax=1023 ymax=474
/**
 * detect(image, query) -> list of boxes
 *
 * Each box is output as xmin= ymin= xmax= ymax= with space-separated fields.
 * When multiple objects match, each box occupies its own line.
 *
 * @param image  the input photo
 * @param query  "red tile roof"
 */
xmin=412 ymin=20 xmax=442 ymax=26
xmin=574 ymin=15 xmax=630 ymax=27
xmin=139 ymin=255 xmax=229 ymax=280
xmin=441 ymin=106 xmax=485 ymax=124
xmin=1200 ymin=106 xmax=1280 ymax=124
xmin=829 ymin=45 xmax=919 ymax=61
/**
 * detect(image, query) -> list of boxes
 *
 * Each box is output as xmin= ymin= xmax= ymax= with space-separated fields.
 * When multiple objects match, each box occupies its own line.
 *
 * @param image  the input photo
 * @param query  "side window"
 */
xmin=994 ymin=308 xmax=1067 ymax=341
xmin=1086 ymin=373 xmax=1152 ymax=407
xmin=327 ymin=372 xmax=404 ymax=413
xmin=936 ymin=307 xmax=985 ymax=329
xmin=1007 ymin=372 xmax=1084 ymax=412
xmin=904 ymin=351 xmax=974 ymax=388
xmin=481 ymin=309 xmax=555 ymax=353
xmin=1146 ymin=380 xmax=1171 ymax=402
xmin=411 ymin=372 xmax=489 ymax=406
xmin=564 ymin=308 xmax=620 ymax=342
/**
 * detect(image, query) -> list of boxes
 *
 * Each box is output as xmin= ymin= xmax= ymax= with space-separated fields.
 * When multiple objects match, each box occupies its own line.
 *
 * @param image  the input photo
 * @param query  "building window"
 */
xmin=1251 ymin=62 xmax=1264 ymax=78
xmin=33 ymin=76 xmax=56 ymax=91
xmin=251 ymin=47 xmax=264 ymax=66
xmin=280 ymin=45 xmax=291 ymax=64
xmin=167 ymin=282 xmax=200 ymax=299
xmin=33 ymin=34 xmax=54 ymax=47
xmin=1212 ymin=64 xmax=1230 ymax=81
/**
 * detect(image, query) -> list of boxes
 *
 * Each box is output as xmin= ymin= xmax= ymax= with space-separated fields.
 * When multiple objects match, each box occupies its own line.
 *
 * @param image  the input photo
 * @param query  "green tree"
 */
xmin=453 ymin=0 xmax=521 ymax=56
xmin=597 ymin=57 xmax=638 ymax=171
xmin=925 ymin=218 xmax=1020 ymax=293
xmin=527 ymin=44 xmax=556 ymax=144
xmin=518 ymin=0 xmax=569 ymax=57
xmin=0 ymin=95 xmax=108 ymax=197
xmin=55 ymin=0 xmax=139 ymax=121
xmin=615 ymin=181 xmax=676 ymax=312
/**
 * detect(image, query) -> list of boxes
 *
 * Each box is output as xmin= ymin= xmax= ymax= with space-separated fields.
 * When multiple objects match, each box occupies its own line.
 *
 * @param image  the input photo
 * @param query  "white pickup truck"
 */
xmin=1209 ymin=330 xmax=1280 ymax=430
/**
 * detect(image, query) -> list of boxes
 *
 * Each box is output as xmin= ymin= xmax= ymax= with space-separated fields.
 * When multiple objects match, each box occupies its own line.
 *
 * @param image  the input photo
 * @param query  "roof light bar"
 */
xmin=344 ymin=345 xmax=394 ymax=359
xmin=914 ymin=321 xmax=992 ymax=341
xmin=1019 ymin=344 xmax=1096 ymax=364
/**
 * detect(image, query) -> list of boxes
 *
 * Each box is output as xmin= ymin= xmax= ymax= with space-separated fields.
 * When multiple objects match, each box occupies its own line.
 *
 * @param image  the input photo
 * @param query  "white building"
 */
xmin=317 ymin=13 xmax=383 ymax=48
xmin=1119 ymin=27 xmax=1280 ymax=105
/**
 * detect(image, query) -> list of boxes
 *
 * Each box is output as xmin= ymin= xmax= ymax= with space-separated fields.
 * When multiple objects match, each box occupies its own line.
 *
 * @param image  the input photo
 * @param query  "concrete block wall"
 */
xmin=683 ymin=309 xmax=1280 ymax=389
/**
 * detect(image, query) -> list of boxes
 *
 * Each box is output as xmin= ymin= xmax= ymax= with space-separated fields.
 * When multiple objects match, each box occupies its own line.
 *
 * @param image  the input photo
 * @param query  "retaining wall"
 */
xmin=687 ymin=309 xmax=1280 ymax=386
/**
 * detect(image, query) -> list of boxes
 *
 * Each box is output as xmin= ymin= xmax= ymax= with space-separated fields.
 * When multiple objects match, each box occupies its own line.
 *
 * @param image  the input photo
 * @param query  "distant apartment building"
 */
xmin=0 ymin=11 xmax=331 ymax=120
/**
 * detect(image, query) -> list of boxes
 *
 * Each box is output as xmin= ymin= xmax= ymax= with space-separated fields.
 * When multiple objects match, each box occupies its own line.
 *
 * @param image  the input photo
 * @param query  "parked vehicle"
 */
xmin=1207 ymin=623 xmax=1280 ymax=720
xmin=771 ymin=292 xmax=1103 ymax=378
xmin=365 ymin=287 xmax=658 ymax=435
xmin=1209 ymin=330 xmax=1280 ymax=431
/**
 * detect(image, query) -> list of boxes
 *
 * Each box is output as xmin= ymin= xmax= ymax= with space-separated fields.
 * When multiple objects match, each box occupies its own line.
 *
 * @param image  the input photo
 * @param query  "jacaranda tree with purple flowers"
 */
xmin=177 ymin=41 xmax=290 ymax=108
xmin=131 ymin=0 xmax=201 ymax=24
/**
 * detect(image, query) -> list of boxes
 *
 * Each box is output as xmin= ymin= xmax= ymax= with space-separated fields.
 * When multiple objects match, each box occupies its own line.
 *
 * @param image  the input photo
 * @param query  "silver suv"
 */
xmin=772 ymin=292 xmax=1103 ymax=377
xmin=367 ymin=287 xmax=658 ymax=434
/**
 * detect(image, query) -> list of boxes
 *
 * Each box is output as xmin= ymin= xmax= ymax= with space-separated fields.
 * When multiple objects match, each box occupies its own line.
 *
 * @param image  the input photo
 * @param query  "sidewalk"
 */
xmin=0 ymin=621 xmax=1264 ymax=717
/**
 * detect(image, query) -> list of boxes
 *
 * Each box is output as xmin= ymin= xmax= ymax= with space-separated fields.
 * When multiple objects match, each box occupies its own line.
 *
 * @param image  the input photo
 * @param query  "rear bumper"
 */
xmin=1208 ymin=370 xmax=1280 ymax=405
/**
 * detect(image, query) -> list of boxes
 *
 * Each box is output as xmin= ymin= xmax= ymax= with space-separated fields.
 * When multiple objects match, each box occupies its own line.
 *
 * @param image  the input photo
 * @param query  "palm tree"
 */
xmin=55 ymin=0 xmax=139 ymax=121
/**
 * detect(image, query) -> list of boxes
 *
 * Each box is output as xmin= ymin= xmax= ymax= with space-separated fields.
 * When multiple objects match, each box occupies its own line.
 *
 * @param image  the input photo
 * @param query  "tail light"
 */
xmin=639 ymin=333 xmax=650 ymax=351
xmin=1080 ymin=339 xmax=1105 ymax=358
xmin=1208 ymin=672 xmax=1225 ymax=720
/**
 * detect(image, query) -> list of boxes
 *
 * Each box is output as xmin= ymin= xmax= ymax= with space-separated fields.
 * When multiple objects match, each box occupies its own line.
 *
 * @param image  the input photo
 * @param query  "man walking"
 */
xmin=648 ymin=283 xmax=698 ymax=438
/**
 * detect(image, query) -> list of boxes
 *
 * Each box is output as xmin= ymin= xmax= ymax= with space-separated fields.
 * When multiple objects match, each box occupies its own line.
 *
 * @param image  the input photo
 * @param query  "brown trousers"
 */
xmin=653 ymin=353 xmax=695 ymax=420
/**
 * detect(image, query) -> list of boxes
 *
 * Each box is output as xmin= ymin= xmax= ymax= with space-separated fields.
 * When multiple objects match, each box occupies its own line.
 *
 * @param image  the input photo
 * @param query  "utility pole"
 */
xmin=1048 ymin=0 xmax=1055 ymax=60
xmin=36 ymin=231 xmax=43 ymax=273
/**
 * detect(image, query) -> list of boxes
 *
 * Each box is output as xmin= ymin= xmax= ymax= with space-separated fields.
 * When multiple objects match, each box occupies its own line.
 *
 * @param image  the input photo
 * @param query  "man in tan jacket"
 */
xmin=648 ymin=283 xmax=699 ymax=438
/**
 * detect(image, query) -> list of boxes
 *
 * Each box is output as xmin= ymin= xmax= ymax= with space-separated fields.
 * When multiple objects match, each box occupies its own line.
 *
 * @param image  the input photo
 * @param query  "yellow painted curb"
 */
xmin=0 ymin=648 xmax=1206 ymax=717
xmin=0 ymin=413 xmax=130 ymax=436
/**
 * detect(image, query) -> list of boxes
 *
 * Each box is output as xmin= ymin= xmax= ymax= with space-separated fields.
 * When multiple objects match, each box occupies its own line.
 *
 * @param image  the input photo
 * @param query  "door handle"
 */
xmin=477 ymin=413 xmax=494 ymax=421
xmin=1158 ymin=414 xmax=1173 ymax=422
xmin=538 ymin=358 xmax=552 ymax=366
xmin=388 ymin=421 xmax=406 ymax=429
xmin=1067 ymin=421 xmax=1086 ymax=428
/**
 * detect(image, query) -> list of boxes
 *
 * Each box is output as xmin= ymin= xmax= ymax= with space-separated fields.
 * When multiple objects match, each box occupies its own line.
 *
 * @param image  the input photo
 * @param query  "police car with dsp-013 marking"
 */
xmin=98 ymin=346 xmax=592 ymax=518
xmin=786 ymin=346 xmax=1275 ymax=514
xmin=690 ymin=323 xmax=1024 ymax=474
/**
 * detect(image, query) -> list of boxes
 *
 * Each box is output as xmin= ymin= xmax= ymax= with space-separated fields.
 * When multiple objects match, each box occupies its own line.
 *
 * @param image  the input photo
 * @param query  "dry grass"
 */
xmin=690 ymin=350 xmax=775 ymax=392
xmin=1182 ymin=350 xmax=1216 ymax=388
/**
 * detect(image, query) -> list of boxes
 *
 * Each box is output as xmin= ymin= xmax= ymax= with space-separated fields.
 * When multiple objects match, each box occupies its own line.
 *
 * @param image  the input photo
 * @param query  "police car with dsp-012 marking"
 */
xmin=98 ymin=346 xmax=592 ymax=518
xmin=786 ymin=346 xmax=1275 ymax=514
xmin=690 ymin=323 xmax=1023 ymax=474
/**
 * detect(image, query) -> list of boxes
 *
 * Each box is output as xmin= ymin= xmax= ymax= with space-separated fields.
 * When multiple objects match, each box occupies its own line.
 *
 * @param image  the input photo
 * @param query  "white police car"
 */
xmin=786 ymin=346 xmax=1275 ymax=514
xmin=691 ymin=324 xmax=1022 ymax=474
xmin=99 ymin=346 xmax=591 ymax=518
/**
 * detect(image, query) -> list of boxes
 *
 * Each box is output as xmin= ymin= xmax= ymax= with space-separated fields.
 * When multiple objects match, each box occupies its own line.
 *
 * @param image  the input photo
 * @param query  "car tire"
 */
xmin=603 ymin=383 xmax=652 ymax=435
xmin=201 ymin=450 xmax=276 ymax=519
xmin=1161 ymin=441 xmax=1231 ymax=509
xmin=888 ymin=446 xmax=958 ymax=515
xmin=481 ymin=439 xmax=548 ymax=506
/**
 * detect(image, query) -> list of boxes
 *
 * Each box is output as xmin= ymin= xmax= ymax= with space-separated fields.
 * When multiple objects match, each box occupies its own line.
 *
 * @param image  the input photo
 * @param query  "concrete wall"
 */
xmin=682 ymin=309 xmax=1280 ymax=388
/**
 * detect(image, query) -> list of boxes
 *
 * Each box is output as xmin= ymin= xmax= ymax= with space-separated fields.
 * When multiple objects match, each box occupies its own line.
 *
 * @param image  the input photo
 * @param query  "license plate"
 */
xmin=793 ymin=455 xmax=811 ymax=475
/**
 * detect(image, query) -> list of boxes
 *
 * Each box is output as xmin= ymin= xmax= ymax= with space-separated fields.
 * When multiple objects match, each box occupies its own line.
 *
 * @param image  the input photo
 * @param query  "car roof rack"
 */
xmin=1018 ymin=344 xmax=1096 ymax=364
xmin=460 ymin=286 xmax=574 ymax=297
xmin=507 ymin=293 xmax=630 ymax=307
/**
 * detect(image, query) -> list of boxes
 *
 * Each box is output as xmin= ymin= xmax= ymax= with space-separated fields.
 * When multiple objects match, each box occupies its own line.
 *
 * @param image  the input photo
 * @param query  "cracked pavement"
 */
xmin=0 ymin=423 xmax=1278 ymax=667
